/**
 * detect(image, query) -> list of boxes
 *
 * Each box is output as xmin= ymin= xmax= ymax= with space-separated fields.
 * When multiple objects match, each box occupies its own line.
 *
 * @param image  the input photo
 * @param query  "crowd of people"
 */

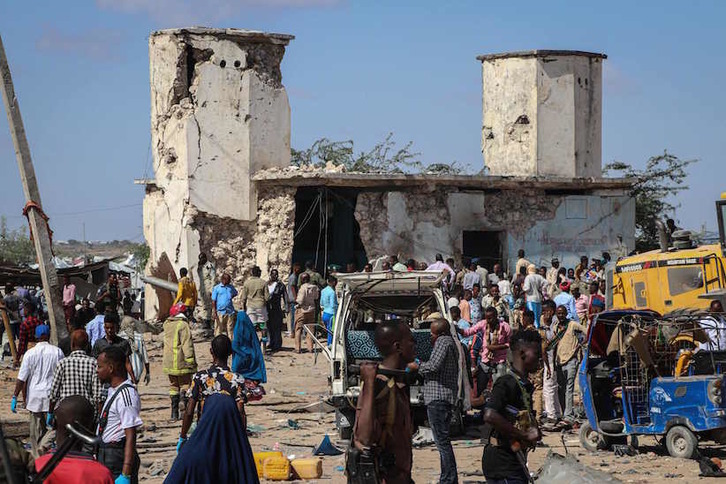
xmin=2 ymin=247 xmax=616 ymax=484
xmin=349 ymin=249 xmax=613 ymax=484
xmin=2 ymin=258 xmax=270 ymax=483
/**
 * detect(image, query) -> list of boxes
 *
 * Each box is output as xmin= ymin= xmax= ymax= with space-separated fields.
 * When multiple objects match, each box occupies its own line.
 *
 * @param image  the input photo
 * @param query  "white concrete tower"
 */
xmin=478 ymin=50 xmax=606 ymax=178
xmin=143 ymin=28 xmax=293 ymax=319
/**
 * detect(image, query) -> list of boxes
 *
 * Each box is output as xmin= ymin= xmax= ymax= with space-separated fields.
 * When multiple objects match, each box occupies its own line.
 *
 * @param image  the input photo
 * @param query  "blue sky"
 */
xmin=0 ymin=1 xmax=724 ymax=242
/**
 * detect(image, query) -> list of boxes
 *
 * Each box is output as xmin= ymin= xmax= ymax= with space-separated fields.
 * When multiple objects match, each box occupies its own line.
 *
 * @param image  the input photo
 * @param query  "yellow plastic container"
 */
xmin=291 ymin=458 xmax=324 ymax=480
xmin=262 ymin=455 xmax=291 ymax=481
xmin=253 ymin=451 xmax=283 ymax=478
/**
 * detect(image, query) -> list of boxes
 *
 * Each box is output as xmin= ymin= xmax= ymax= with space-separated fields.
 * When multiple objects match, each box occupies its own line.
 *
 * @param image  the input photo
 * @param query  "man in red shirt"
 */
xmin=16 ymin=301 xmax=42 ymax=365
xmin=34 ymin=395 xmax=113 ymax=484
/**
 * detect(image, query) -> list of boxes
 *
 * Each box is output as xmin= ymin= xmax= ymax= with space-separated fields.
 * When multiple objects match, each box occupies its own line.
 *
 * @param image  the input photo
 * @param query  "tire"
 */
xmin=665 ymin=425 xmax=698 ymax=459
xmin=579 ymin=421 xmax=607 ymax=452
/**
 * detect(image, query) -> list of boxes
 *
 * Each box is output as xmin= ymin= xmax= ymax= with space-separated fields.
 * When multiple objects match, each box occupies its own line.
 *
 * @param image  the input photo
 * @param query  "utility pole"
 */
xmin=0 ymin=35 xmax=66 ymax=345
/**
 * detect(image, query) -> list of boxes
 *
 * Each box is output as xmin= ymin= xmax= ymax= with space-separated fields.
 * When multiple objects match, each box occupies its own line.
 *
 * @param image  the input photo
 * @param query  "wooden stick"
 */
xmin=0 ymin=35 xmax=66 ymax=345
xmin=0 ymin=304 xmax=16 ymax=362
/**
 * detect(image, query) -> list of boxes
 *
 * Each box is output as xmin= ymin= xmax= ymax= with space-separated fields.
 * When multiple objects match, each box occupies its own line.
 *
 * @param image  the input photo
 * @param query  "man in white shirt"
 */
xmin=474 ymin=259 xmax=489 ymax=295
xmin=698 ymin=300 xmax=726 ymax=352
xmin=426 ymin=253 xmax=455 ymax=288
xmin=11 ymin=324 xmax=63 ymax=457
xmin=523 ymin=264 xmax=548 ymax=327
xmin=96 ymin=345 xmax=142 ymax=483
xmin=462 ymin=261 xmax=481 ymax=292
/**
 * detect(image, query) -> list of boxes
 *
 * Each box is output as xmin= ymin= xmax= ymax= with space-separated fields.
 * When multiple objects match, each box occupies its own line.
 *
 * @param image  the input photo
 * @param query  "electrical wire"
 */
xmin=314 ymin=189 xmax=323 ymax=269
xmin=293 ymin=193 xmax=321 ymax=239
xmin=324 ymin=189 xmax=329 ymax=274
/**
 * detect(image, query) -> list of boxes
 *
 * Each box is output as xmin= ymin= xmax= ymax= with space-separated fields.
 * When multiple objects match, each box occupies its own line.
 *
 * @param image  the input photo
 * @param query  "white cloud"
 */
xmin=96 ymin=0 xmax=340 ymax=24
xmin=36 ymin=26 xmax=124 ymax=60
xmin=603 ymin=62 xmax=638 ymax=96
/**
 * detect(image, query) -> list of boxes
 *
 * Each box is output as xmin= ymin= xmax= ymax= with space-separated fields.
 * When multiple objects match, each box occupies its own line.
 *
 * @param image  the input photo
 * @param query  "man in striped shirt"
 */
xmin=49 ymin=330 xmax=104 ymax=416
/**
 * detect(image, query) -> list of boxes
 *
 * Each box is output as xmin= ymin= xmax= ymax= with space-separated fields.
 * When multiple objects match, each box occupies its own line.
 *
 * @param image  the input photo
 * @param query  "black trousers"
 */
xmin=268 ymin=309 xmax=284 ymax=351
xmin=98 ymin=442 xmax=140 ymax=483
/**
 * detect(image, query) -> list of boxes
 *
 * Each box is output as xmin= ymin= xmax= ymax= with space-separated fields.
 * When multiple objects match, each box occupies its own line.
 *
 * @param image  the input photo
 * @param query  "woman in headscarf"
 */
xmin=170 ymin=335 xmax=258 ymax=483
xmin=232 ymin=310 xmax=267 ymax=383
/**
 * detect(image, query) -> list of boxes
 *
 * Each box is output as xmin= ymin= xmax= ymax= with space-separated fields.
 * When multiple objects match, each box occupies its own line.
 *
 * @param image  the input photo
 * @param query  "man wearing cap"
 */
xmin=553 ymin=281 xmax=579 ymax=322
xmin=11 ymin=324 xmax=64 ymax=457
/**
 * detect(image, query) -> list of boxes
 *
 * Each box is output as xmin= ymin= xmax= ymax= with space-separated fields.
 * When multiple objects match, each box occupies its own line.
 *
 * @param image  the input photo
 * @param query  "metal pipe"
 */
xmin=140 ymin=275 xmax=178 ymax=293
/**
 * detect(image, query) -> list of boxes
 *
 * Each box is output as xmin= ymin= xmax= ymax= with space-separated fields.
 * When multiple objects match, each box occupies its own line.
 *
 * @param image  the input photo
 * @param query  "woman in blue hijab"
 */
xmin=232 ymin=310 xmax=267 ymax=383
xmin=165 ymin=392 xmax=259 ymax=484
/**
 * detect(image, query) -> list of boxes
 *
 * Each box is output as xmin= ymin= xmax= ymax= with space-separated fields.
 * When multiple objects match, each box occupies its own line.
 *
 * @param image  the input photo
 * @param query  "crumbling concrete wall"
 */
xmin=480 ymin=51 xmax=604 ymax=178
xmin=355 ymin=188 xmax=634 ymax=274
xmin=143 ymin=28 xmax=294 ymax=320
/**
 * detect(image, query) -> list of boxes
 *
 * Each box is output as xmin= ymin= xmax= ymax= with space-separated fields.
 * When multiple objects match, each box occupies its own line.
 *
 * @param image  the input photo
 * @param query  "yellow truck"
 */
xmin=610 ymin=196 xmax=726 ymax=314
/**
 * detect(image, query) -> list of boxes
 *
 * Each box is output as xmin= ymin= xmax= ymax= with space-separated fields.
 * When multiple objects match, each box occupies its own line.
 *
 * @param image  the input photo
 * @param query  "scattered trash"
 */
xmin=612 ymin=444 xmax=638 ymax=457
xmin=285 ymin=400 xmax=336 ymax=414
xmin=412 ymin=427 xmax=435 ymax=447
xmin=247 ymin=424 xmax=266 ymax=435
xmin=296 ymin=391 xmax=306 ymax=395
xmin=280 ymin=442 xmax=316 ymax=449
xmin=699 ymin=455 xmax=726 ymax=478
xmin=273 ymin=442 xmax=281 ymax=451
xmin=664 ymin=473 xmax=683 ymax=479
xmin=146 ymin=422 xmax=157 ymax=432
xmin=537 ymin=452 xmax=622 ymax=483
xmin=623 ymin=469 xmax=637 ymax=475
xmin=313 ymin=434 xmax=343 ymax=456
xmin=287 ymin=419 xmax=300 ymax=430
xmin=334 ymin=466 xmax=345 ymax=472
xmin=148 ymin=459 xmax=167 ymax=477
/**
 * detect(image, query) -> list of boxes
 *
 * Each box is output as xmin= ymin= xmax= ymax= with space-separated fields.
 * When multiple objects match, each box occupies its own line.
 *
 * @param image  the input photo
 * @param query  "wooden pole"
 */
xmin=0 ymin=35 xmax=66 ymax=345
xmin=0 ymin=303 xmax=17 ymax=363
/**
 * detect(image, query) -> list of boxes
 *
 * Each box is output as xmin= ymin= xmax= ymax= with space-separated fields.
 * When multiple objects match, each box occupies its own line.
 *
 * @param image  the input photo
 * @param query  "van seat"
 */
xmin=346 ymin=329 xmax=433 ymax=361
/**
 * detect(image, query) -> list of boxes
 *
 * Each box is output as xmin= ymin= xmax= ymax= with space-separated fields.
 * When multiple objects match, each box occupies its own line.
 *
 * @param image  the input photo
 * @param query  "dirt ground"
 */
xmin=2 ymin=332 xmax=726 ymax=483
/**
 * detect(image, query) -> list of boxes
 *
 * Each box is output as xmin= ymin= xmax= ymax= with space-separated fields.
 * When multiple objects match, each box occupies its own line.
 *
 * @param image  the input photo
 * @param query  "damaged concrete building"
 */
xmin=140 ymin=29 xmax=634 ymax=320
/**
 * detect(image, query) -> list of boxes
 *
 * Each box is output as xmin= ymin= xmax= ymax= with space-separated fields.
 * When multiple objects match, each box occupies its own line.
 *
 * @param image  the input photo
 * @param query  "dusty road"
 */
xmin=2 ymin=332 xmax=725 ymax=483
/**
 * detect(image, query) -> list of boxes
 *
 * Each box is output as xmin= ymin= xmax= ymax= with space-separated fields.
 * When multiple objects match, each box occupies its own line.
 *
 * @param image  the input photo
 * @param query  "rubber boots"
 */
xmin=171 ymin=394 xmax=180 ymax=421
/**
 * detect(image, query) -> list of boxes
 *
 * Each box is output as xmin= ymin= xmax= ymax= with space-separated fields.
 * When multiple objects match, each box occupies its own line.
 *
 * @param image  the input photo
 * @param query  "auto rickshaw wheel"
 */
xmin=665 ymin=425 xmax=698 ymax=459
xmin=579 ymin=422 xmax=607 ymax=452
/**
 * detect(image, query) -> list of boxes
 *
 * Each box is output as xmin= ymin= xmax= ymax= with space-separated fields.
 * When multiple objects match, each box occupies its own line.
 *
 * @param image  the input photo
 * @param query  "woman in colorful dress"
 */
xmin=168 ymin=335 xmax=259 ymax=484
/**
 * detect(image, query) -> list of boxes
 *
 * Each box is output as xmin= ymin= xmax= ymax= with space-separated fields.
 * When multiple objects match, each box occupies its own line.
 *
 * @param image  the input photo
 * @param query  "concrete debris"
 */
xmin=537 ymin=452 xmax=622 ymax=484
xmin=148 ymin=459 xmax=167 ymax=477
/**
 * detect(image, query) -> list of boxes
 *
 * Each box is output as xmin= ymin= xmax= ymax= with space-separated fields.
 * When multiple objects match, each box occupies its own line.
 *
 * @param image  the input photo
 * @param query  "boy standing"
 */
xmin=482 ymin=330 xmax=543 ymax=484
xmin=96 ymin=346 xmax=142 ymax=483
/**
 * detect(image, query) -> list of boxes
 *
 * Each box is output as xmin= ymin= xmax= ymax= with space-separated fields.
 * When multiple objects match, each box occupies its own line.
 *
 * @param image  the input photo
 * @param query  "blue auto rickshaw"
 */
xmin=579 ymin=309 xmax=726 ymax=458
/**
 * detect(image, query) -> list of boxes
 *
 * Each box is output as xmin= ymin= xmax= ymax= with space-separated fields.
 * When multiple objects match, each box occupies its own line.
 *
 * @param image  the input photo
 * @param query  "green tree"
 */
xmin=131 ymin=242 xmax=150 ymax=270
xmin=291 ymin=133 xmax=463 ymax=174
xmin=605 ymin=151 xmax=696 ymax=252
xmin=0 ymin=216 xmax=35 ymax=265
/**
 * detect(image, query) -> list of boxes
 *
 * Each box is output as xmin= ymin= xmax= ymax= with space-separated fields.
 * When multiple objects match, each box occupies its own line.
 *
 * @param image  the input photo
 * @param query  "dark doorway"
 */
xmin=462 ymin=231 xmax=503 ymax=271
xmin=292 ymin=187 xmax=368 ymax=276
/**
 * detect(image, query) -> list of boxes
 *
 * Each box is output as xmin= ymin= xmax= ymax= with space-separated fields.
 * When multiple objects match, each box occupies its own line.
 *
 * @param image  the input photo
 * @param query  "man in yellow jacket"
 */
xmin=173 ymin=268 xmax=198 ymax=319
xmin=163 ymin=307 xmax=197 ymax=420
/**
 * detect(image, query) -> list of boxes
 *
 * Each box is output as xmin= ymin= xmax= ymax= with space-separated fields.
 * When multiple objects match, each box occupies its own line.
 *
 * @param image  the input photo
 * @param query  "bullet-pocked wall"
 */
xmin=353 ymin=187 xmax=634 ymax=275
xmin=143 ymin=28 xmax=294 ymax=320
